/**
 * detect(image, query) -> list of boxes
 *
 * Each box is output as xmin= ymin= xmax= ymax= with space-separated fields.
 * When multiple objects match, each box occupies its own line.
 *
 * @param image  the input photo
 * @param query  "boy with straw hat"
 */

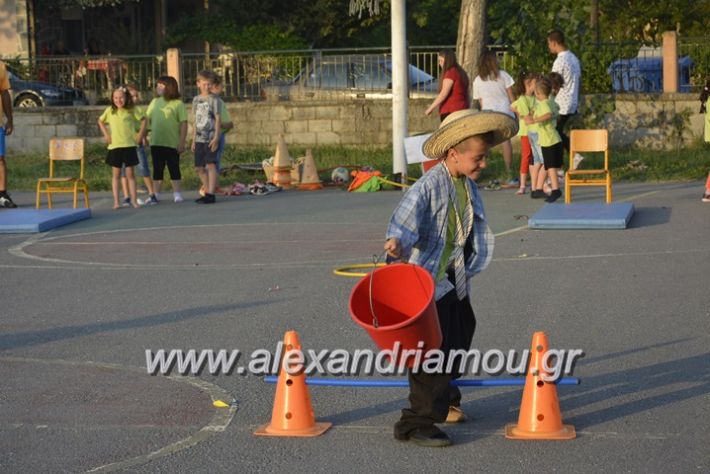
xmin=384 ymin=110 xmax=517 ymax=447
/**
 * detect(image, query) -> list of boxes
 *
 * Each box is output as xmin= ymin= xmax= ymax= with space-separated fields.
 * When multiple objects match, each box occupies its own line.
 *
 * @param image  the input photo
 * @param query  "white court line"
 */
xmin=493 ymin=247 xmax=710 ymax=263
xmin=0 ymin=356 xmax=236 ymax=473
xmin=3 ymin=187 xmax=666 ymax=270
xmin=35 ymin=239 xmax=382 ymax=246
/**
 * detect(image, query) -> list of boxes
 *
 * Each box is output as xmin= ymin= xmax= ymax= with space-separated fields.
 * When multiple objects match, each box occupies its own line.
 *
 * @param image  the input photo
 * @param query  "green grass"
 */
xmin=7 ymin=143 xmax=710 ymax=191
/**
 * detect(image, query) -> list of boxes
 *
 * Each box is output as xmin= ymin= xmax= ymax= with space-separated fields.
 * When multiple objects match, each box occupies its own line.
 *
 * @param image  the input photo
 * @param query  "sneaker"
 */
xmin=0 ymin=194 xmax=17 ymax=208
xmin=147 ymin=194 xmax=159 ymax=205
xmin=573 ymin=153 xmax=585 ymax=170
xmin=173 ymin=192 xmax=183 ymax=203
xmin=195 ymin=193 xmax=216 ymax=204
xmin=121 ymin=197 xmax=131 ymax=208
xmin=507 ymin=177 xmax=520 ymax=186
xmin=545 ymin=189 xmax=563 ymax=203
xmin=445 ymin=406 xmax=467 ymax=424
xmin=702 ymin=193 xmax=710 ymax=203
xmin=136 ymin=197 xmax=146 ymax=206
xmin=484 ymin=179 xmax=501 ymax=191
xmin=394 ymin=426 xmax=452 ymax=448
xmin=530 ymin=190 xmax=546 ymax=199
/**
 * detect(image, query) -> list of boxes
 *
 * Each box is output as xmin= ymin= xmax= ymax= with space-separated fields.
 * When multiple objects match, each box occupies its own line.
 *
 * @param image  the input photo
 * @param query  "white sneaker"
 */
xmin=573 ymin=153 xmax=585 ymax=170
xmin=174 ymin=192 xmax=184 ymax=203
xmin=136 ymin=197 xmax=146 ymax=206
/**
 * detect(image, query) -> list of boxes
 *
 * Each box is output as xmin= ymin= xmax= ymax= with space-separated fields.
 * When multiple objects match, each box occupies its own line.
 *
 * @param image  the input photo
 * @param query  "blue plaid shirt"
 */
xmin=386 ymin=163 xmax=494 ymax=300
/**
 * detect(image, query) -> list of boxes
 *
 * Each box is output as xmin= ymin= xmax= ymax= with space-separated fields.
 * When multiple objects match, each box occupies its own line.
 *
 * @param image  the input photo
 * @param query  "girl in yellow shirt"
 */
xmin=98 ymin=87 xmax=147 ymax=209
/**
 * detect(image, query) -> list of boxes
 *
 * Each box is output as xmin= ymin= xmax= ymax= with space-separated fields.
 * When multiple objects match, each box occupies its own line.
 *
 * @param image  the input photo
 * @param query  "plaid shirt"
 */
xmin=386 ymin=163 xmax=494 ymax=299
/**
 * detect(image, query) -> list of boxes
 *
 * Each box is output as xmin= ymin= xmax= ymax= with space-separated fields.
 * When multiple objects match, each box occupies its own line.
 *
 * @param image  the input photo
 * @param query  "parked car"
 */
xmin=7 ymin=68 xmax=88 ymax=107
xmin=257 ymin=55 xmax=439 ymax=101
xmin=292 ymin=55 xmax=438 ymax=94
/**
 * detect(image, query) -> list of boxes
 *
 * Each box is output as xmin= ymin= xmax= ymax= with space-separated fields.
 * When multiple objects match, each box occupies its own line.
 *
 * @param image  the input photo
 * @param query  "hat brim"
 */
xmin=422 ymin=110 xmax=519 ymax=160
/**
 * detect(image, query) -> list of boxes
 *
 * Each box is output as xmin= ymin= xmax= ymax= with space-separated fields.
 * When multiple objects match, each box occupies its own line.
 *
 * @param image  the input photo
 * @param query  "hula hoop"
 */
xmin=333 ymin=262 xmax=386 ymax=277
xmin=378 ymin=178 xmax=410 ymax=189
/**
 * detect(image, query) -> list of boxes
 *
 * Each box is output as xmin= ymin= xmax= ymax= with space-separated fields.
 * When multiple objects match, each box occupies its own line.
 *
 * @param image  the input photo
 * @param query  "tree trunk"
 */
xmin=590 ymin=0 xmax=600 ymax=45
xmin=456 ymin=0 xmax=487 ymax=106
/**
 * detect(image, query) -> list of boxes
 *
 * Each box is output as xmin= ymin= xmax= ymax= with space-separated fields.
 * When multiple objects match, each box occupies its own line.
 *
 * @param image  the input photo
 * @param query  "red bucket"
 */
xmin=349 ymin=263 xmax=442 ymax=367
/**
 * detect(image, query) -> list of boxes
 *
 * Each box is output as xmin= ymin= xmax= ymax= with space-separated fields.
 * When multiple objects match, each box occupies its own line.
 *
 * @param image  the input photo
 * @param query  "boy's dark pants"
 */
xmin=394 ymin=288 xmax=476 ymax=438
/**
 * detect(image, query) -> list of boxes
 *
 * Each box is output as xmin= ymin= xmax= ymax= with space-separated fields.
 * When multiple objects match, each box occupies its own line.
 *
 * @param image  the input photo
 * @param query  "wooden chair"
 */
xmin=36 ymin=138 xmax=90 ymax=209
xmin=564 ymin=129 xmax=612 ymax=204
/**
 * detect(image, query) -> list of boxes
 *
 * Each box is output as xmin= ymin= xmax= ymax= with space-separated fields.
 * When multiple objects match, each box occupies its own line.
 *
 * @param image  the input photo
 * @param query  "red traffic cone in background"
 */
xmin=505 ymin=332 xmax=576 ymax=440
xmin=254 ymin=331 xmax=331 ymax=437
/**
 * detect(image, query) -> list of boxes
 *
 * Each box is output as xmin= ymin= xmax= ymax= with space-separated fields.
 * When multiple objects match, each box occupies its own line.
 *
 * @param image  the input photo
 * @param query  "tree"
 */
xmin=456 ymin=0 xmax=487 ymax=94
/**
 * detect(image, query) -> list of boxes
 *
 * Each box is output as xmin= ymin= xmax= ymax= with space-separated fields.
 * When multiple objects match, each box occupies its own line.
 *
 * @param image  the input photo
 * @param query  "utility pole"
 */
xmin=391 ymin=0 xmax=408 ymax=181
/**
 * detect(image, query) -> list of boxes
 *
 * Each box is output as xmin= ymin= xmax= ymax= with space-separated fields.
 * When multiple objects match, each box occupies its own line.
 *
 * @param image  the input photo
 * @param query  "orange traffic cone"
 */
xmin=254 ymin=331 xmax=331 ymax=437
xmin=272 ymin=134 xmax=293 ymax=189
xmin=299 ymin=149 xmax=323 ymax=190
xmin=505 ymin=331 xmax=576 ymax=440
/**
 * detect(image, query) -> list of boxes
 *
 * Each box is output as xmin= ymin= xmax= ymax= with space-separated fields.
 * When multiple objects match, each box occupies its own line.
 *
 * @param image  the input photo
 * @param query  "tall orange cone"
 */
xmin=254 ymin=331 xmax=331 ymax=437
xmin=505 ymin=331 xmax=576 ymax=440
xmin=299 ymin=149 xmax=323 ymax=190
xmin=272 ymin=134 xmax=293 ymax=189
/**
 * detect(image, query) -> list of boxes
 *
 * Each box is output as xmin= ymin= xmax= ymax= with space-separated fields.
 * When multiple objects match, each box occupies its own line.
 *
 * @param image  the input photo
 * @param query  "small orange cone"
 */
xmin=254 ymin=331 xmax=331 ymax=437
xmin=505 ymin=331 xmax=576 ymax=440
xmin=272 ymin=134 xmax=293 ymax=189
xmin=299 ymin=149 xmax=323 ymax=190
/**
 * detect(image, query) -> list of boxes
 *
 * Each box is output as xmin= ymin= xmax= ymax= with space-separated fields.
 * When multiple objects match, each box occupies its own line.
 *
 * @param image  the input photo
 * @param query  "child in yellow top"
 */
xmin=510 ymin=72 xmax=540 ymax=196
xmin=98 ymin=86 xmax=147 ymax=209
xmin=700 ymin=77 xmax=710 ymax=202
xmin=526 ymin=76 xmax=563 ymax=203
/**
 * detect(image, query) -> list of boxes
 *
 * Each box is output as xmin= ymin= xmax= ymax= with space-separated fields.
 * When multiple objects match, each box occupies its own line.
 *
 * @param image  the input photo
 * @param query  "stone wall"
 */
xmin=6 ymin=94 xmax=706 ymax=153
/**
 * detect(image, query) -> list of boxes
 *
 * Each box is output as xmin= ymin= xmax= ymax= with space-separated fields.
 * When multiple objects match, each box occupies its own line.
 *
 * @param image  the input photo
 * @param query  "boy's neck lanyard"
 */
xmin=441 ymin=160 xmax=473 ymax=300
xmin=441 ymin=160 xmax=474 ymax=243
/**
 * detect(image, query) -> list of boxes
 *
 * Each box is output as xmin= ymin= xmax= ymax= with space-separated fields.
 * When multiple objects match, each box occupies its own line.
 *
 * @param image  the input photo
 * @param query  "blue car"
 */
xmin=7 ymin=68 xmax=88 ymax=107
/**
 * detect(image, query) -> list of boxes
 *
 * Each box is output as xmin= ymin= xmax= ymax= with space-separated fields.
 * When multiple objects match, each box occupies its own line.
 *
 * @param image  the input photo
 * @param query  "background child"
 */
xmin=144 ymin=75 xmax=187 ymax=203
xmin=526 ymin=76 xmax=563 ymax=203
xmin=126 ymin=83 xmax=158 ymax=205
xmin=191 ymin=70 xmax=221 ymax=204
xmin=206 ymin=75 xmax=233 ymax=195
xmin=0 ymin=59 xmax=16 ymax=208
xmin=510 ymin=71 xmax=536 ymax=195
xmin=98 ymin=86 xmax=147 ymax=209
xmin=700 ymin=77 xmax=710 ymax=202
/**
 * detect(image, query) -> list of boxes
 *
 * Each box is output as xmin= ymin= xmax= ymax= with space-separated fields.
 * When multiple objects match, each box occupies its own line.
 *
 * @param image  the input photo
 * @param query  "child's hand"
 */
xmin=134 ymin=132 xmax=143 ymax=144
xmin=524 ymin=115 xmax=534 ymax=125
xmin=103 ymin=135 xmax=112 ymax=145
xmin=177 ymin=143 xmax=185 ymax=154
xmin=191 ymin=141 xmax=196 ymax=152
xmin=209 ymin=137 xmax=219 ymax=152
xmin=384 ymin=238 xmax=402 ymax=259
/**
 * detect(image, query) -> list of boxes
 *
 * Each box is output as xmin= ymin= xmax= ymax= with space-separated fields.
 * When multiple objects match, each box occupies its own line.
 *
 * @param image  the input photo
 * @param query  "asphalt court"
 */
xmin=0 ymin=182 xmax=708 ymax=473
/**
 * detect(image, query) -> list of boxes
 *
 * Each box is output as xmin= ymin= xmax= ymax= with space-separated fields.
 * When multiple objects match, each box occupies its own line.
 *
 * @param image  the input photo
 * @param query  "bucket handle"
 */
xmin=368 ymin=251 xmax=389 ymax=329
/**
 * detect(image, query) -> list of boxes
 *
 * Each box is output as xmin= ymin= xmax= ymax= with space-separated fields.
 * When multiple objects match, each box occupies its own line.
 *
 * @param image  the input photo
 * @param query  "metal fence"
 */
xmin=680 ymin=37 xmax=710 ymax=92
xmin=2 ymin=40 xmax=708 ymax=106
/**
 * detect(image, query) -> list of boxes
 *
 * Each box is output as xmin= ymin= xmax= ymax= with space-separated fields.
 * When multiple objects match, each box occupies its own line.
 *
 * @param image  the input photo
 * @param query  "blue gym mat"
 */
xmin=0 ymin=208 xmax=92 ymax=233
xmin=528 ymin=202 xmax=634 ymax=229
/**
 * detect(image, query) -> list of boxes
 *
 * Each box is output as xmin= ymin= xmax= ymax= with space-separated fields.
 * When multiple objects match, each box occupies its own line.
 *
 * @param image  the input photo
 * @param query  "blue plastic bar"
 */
xmin=263 ymin=376 xmax=580 ymax=387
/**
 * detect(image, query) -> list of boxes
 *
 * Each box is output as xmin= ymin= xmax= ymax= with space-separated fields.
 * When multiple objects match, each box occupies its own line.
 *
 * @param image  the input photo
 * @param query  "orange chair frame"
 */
xmin=36 ymin=138 xmax=90 ymax=209
xmin=564 ymin=129 xmax=612 ymax=204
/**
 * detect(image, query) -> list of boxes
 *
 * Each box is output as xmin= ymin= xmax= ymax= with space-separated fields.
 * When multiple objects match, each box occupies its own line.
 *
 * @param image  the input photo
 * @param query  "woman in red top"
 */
xmin=425 ymin=49 xmax=470 ymax=122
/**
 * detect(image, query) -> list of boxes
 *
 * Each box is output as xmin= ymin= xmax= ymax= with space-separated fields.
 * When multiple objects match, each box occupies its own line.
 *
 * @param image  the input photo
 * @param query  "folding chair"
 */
xmin=36 ymin=138 xmax=90 ymax=209
xmin=564 ymin=129 xmax=612 ymax=204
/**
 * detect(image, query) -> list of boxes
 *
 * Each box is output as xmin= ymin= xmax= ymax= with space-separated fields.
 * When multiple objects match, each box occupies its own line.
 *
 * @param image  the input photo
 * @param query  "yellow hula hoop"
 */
xmin=378 ymin=178 xmax=410 ymax=189
xmin=332 ymin=262 xmax=387 ymax=277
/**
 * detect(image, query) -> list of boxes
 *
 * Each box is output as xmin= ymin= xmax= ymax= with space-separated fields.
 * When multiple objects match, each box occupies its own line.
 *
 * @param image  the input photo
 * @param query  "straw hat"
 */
xmin=422 ymin=110 xmax=518 ymax=159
